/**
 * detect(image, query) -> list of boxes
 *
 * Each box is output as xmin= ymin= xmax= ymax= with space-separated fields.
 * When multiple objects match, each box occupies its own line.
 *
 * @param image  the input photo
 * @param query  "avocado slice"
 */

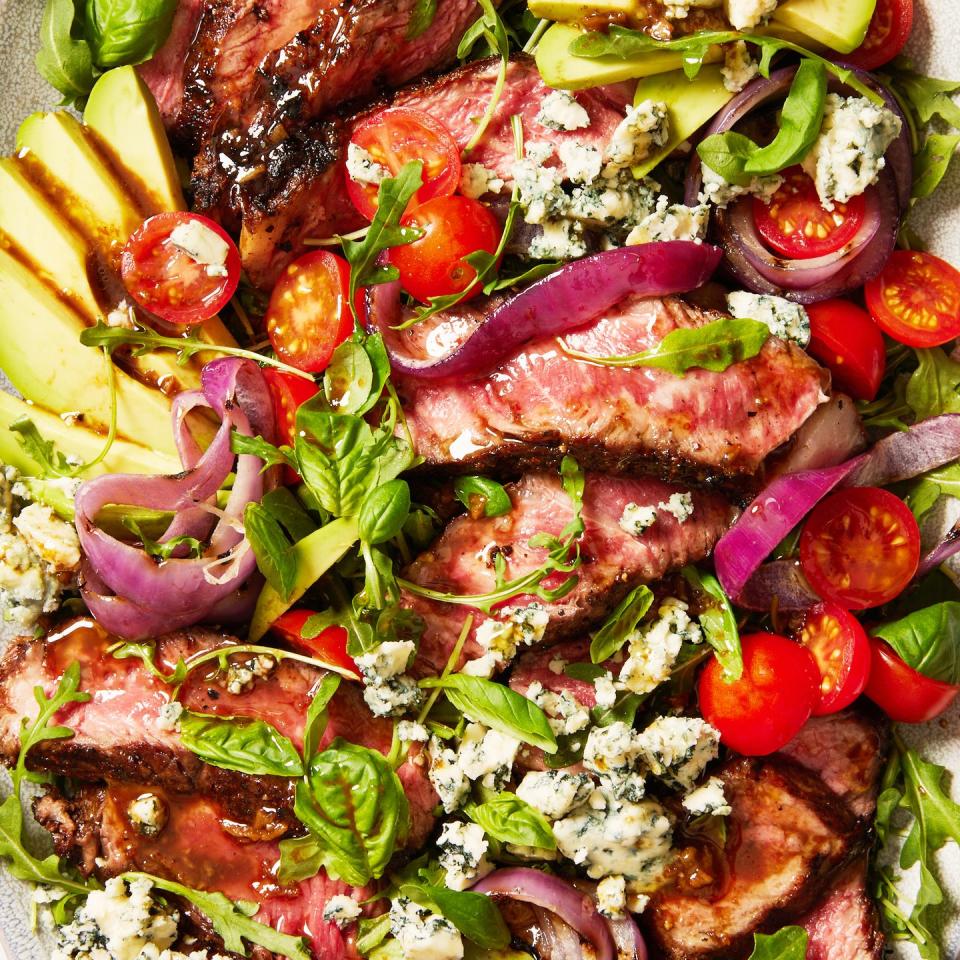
xmin=631 ymin=66 xmax=736 ymax=178
xmin=536 ymin=22 xmax=722 ymax=90
xmin=84 ymin=67 xmax=186 ymax=216
xmin=528 ymin=0 xmax=634 ymax=20
xmin=0 ymin=390 xmax=179 ymax=478
xmin=771 ymin=0 xmax=877 ymax=53
xmin=0 ymin=247 xmax=178 ymax=455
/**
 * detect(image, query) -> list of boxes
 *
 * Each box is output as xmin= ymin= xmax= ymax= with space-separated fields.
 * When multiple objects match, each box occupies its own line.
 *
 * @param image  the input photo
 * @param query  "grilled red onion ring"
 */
xmin=76 ymin=358 xmax=275 ymax=640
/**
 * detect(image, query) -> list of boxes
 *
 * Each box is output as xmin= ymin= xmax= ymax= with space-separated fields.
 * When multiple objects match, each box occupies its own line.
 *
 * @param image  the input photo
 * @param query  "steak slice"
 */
xmin=0 ymin=619 xmax=436 ymax=846
xmin=403 ymin=472 xmax=736 ymax=676
xmin=646 ymin=757 xmax=862 ymax=960
xmin=395 ymin=294 xmax=829 ymax=483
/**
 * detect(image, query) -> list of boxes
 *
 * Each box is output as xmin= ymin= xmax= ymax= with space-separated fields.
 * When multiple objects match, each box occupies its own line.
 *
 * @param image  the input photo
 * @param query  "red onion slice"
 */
xmin=735 ymin=559 xmax=820 ymax=613
xmin=471 ymin=868 xmax=617 ymax=960
xmin=371 ymin=242 xmax=722 ymax=380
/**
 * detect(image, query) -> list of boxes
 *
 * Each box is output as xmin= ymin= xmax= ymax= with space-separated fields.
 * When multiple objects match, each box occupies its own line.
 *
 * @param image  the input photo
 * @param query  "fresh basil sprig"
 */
xmin=562 ymin=317 xmax=770 ymax=376
xmin=85 ymin=0 xmax=177 ymax=68
xmin=178 ymin=712 xmax=304 ymax=778
xmin=590 ymin=584 xmax=655 ymax=664
xmin=453 ymin=475 xmax=512 ymax=518
xmin=466 ymin=792 xmax=556 ymax=849
xmin=745 ymin=927 xmax=809 ymax=960
xmin=872 ymin=602 xmax=960 ymax=685
xmin=36 ymin=0 xmax=96 ymax=108
xmin=359 ymin=479 xmax=412 ymax=545
xmin=683 ymin=566 xmax=743 ymax=682
xmin=422 ymin=675 xmax=558 ymax=753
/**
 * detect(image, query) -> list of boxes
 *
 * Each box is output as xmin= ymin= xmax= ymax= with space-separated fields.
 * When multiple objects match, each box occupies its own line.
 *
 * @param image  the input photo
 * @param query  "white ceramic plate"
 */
xmin=0 ymin=1 xmax=959 ymax=957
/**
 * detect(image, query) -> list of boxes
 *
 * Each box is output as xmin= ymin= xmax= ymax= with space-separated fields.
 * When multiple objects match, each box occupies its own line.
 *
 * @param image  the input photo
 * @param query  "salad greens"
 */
xmin=745 ymin=927 xmax=809 ymax=960
xmin=465 ymin=792 xmax=556 ymax=849
xmin=682 ymin=567 xmax=743 ymax=682
xmin=871 ymin=603 xmax=960 ymax=684
xmin=452 ymin=475 xmax=513 ymax=518
xmin=589 ymin=584 xmax=655 ymax=663
xmin=178 ymin=712 xmax=305 ymax=778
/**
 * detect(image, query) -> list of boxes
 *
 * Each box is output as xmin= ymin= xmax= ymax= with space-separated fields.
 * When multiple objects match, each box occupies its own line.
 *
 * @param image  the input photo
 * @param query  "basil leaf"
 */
xmin=85 ymin=0 xmax=177 ymax=68
xmin=913 ymin=133 xmax=960 ymax=199
xmin=743 ymin=60 xmax=826 ymax=175
xmin=453 ymin=476 xmax=512 ymax=518
xmin=294 ymin=738 xmax=409 ymax=886
xmin=179 ymin=712 xmax=304 ymax=778
xmin=262 ymin=487 xmax=317 ymax=543
xmin=565 ymin=317 xmax=769 ymax=376
xmin=466 ymin=792 xmax=556 ymax=849
xmin=590 ymin=584 xmax=654 ymax=663
xmin=244 ymin=501 xmax=298 ymax=601
xmin=564 ymin=662 xmax=607 ymax=681
xmin=276 ymin=833 xmax=325 ymax=886
xmin=231 ymin=431 xmax=296 ymax=471
xmin=360 ymin=479 xmax=411 ymax=545
xmin=592 ymin=691 xmax=643 ymax=729
xmin=303 ymin=673 xmax=342 ymax=761
xmin=905 ymin=348 xmax=960 ymax=420
xmin=324 ymin=340 xmax=376 ymax=415
xmin=697 ymin=131 xmax=760 ymax=187
xmin=426 ymin=675 xmax=558 ymax=753
xmin=746 ymin=927 xmax=809 ymax=960
xmin=402 ymin=884 xmax=511 ymax=949
xmin=36 ymin=0 xmax=96 ymax=108
xmin=406 ymin=0 xmax=437 ymax=39
xmin=683 ymin=566 xmax=743 ymax=682
xmin=543 ymin=731 xmax=590 ymax=769
xmin=872 ymin=602 xmax=960 ymax=684
xmin=295 ymin=410 xmax=374 ymax=517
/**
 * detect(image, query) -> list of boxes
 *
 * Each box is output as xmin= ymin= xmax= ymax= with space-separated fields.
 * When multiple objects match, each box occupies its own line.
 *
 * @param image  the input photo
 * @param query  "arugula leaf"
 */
xmin=453 ymin=476 xmax=512 ymax=518
xmin=261 ymin=487 xmax=317 ymax=542
xmin=36 ymin=0 xmax=96 ymax=107
xmin=485 ymin=259 xmax=561 ymax=293
xmin=590 ymin=584 xmax=654 ymax=664
xmin=746 ymin=927 xmax=809 ymax=960
xmin=872 ymin=603 xmax=960 ymax=685
xmin=563 ymin=317 xmax=770 ymax=375
xmin=178 ymin=712 xmax=304 ymax=777
xmin=890 ymin=67 xmax=960 ymax=129
xmin=913 ymin=133 xmax=960 ymax=199
xmin=124 ymin=873 xmax=310 ymax=960
xmin=683 ymin=566 xmax=743 ymax=682
xmin=85 ymin=0 xmax=177 ymax=68
xmin=359 ymin=479 xmax=411 ymax=545
xmin=231 ymin=432 xmax=296 ymax=471
xmin=424 ymin=675 xmax=558 ymax=753
xmin=458 ymin=0 xmax=511 ymax=155
xmin=466 ymin=792 xmax=556 ymax=849
xmin=122 ymin=517 xmax=202 ymax=561
xmin=905 ymin=347 xmax=960 ymax=420
xmin=697 ymin=131 xmax=762 ymax=187
xmin=303 ymin=673 xmax=342 ymax=761
xmin=293 ymin=738 xmax=409 ymax=887
xmin=406 ymin=0 xmax=437 ymax=39
xmin=401 ymin=884 xmax=511 ymax=949
xmin=244 ymin=501 xmax=298 ymax=601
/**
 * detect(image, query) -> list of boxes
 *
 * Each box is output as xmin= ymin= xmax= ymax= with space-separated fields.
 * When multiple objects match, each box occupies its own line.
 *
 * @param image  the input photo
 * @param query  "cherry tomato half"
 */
xmin=753 ymin=167 xmax=866 ymax=260
xmin=265 ymin=251 xmax=358 ymax=373
xmin=865 ymin=250 xmax=960 ymax=348
xmin=805 ymin=299 xmax=886 ymax=401
xmin=263 ymin=370 xmax=318 ymax=486
xmin=345 ymin=107 xmax=461 ymax=221
xmin=698 ymin=632 xmax=820 ymax=756
xmin=121 ymin=212 xmax=240 ymax=326
xmin=389 ymin=195 xmax=502 ymax=303
xmin=800 ymin=487 xmax=920 ymax=610
xmin=797 ymin=602 xmax=872 ymax=715
xmin=865 ymin=636 xmax=959 ymax=723
xmin=847 ymin=0 xmax=914 ymax=71
xmin=270 ymin=610 xmax=361 ymax=679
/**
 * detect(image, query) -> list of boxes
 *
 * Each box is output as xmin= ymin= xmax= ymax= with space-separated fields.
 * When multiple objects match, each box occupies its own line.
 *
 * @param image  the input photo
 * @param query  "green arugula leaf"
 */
xmin=178 ymin=712 xmax=304 ymax=777
xmin=124 ymin=873 xmax=310 ymax=960
xmin=261 ymin=487 xmax=318 ymax=542
xmin=122 ymin=517 xmax=203 ymax=561
xmin=293 ymin=738 xmax=409 ymax=887
xmin=359 ymin=479 xmax=411 ymax=545
xmin=683 ymin=566 xmax=743 ymax=682
xmin=457 ymin=0 xmax=511 ymax=154
xmin=423 ymin=675 xmax=558 ymax=753
xmin=85 ymin=0 xmax=177 ymax=68
xmin=590 ymin=584 xmax=655 ymax=664
xmin=913 ymin=133 xmax=960 ymax=199
xmin=485 ymin=259 xmax=561 ymax=294
xmin=890 ymin=67 xmax=960 ymax=128
xmin=563 ymin=317 xmax=770 ymax=375
xmin=406 ymin=0 xmax=437 ymax=39
xmin=453 ymin=476 xmax=512 ymax=518
xmin=401 ymin=884 xmax=511 ymax=949
xmin=697 ymin=131 xmax=761 ymax=187
xmin=746 ymin=926 xmax=809 ymax=960
xmin=231 ymin=432 xmax=297 ymax=471
xmin=244 ymin=501 xmax=298 ymax=601
xmin=872 ymin=603 xmax=960 ymax=684
xmin=303 ymin=673 xmax=342 ymax=761
xmin=37 ymin=0 xmax=96 ymax=107
xmin=466 ymin=792 xmax=556 ymax=849
xmin=905 ymin=347 xmax=960 ymax=420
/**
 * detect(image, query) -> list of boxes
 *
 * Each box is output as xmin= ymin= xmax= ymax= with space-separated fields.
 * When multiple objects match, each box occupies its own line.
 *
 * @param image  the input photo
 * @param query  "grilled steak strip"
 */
xmin=403 ymin=472 xmax=736 ymax=676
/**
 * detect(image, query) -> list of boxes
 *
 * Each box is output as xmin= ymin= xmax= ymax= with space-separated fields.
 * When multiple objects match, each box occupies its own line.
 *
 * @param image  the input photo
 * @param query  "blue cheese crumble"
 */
xmin=722 ymin=41 xmax=759 ymax=93
xmin=658 ymin=492 xmax=695 ymax=523
xmin=389 ymin=898 xmax=464 ymax=960
xmin=474 ymin=603 xmax=549 ymax=668
xmin=626 ymin=199 xmax=709 ymax=245
xmin=596 ymin=875 xmax=627 ymax=919
xmin=664 ymin=0 xmax=721 ymax=18
xmin=322 ymin=895 xmax=362 ymax=929
xmin=619 ymin=598 xmax=702 ymax=696
xmin=460 ymin=163 xmax=505 ymax=199
xmin=437 ymin=821 xmax=493 ymax=890
xmin=683 ymin=776 xmax=732 ymax=817
xmin=724 ymin=0 xmax=778 ymax=30
xmin=168 ymin=220 xmax=230 ymax=278
xmin=526 ymin=681 xmax=591 ymax=736
xmin=636 ymin=716 xmax=720 ymax=789
xmin=604 ymin=101 xmax=669 ymax=172
xmin=537 ymin=90 xmax=591 ymax=131
xmin=801 ymin=93 xmax=901 ymax=209
xmin=699 ymin=163 xmax=783 ymax=209
xmin=583 ymin=721 xmax=642 ymax=774
xmin=346 ymin=143 xmax=389 ymax=186
xmin=356 ymin=640 xmax=422 ymax=718
xmin=727 ymin=290 xmax=811 ymax=347
xmin=557 ymin=141 xmax=604 ymax=185
xmin=619 ymin=502 xmax=658 ymax=537
xmin=516 ymin=770 xmax=594 ymax=820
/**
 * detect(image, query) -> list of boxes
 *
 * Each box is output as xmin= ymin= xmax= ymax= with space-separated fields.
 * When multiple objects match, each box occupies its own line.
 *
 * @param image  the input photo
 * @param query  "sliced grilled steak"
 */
xmin=394 ymin=294 xmax=829 ymax=483
xmin=0 ymin=619 xmax=436 ymax=845
xmin=403 ymin=472 xmax=736 ymax=676
xmin=646 ymin=757 xmax=861 ymax=960
xmin=193 ymin=55 xmax=631 ymax=287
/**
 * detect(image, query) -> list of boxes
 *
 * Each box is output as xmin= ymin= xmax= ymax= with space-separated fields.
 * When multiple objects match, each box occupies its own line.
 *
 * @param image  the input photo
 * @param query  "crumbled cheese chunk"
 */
xmin=437 ymin=821 xmax=493 ymax=890
xmin=516 ymin=770 xmax=594 ymax=821
xmin=698 ymin=163 xmax=783 ymax=209
xmin=346 ymin=143 xmax=389 ymax=186
xmin=527 ymin=220 xmax=589 ymax=261
xmin=619 ymin=598 xmax=701 ymax=696
xmin=474 ymin=603 xmax=549 ymax=668
xmin=513 ymin=156 xmax=567 ymax=225
xmin=155 ymin=701 xmax=183 ymax=733
xmin=355 ymin=640 xmax=415 ymax=683
xmin=619 ymin=502 xmax=658 ymax=538
xmin=664 ymin=0 xmax=722 ymax=18
xmin=557 ymin=141 xmax=604 ymax=185
xmin=583 ymin=721 xmax=641 ymax=774
xmin=605 ymin=101 xmax=669 ymax=172
xmin=460 ymin=653 xmax=498 ymax=678
xmin=322 ymin=895 xmax=362 ymax=928
xmin=626 ymin=197 xmax=708 ymax=245
xmin=548 ymin=657 xmax=567 ymax=675
xmin=801 ymin=93 xmax=902 ymax=209
xmin=397 ymin=721 xmax=429 ymax=743
xmin=683 ymin=776 xmax=732 ymax=817
xmin=13 ymin=503 xmax=81 ymax=570
xmin=657 ymin=492 xmax=695 ymax=524
xmin=537 ymin=90 xmax=591 ymax=132
xmin=527 ymin=681 xmax=591 ymax=736
xmin=596 ymin=875 xmax=627 ymax=918
xmin=428 ymin=739 xmax=470 ymax=813
xmin=726 ymin=290 xmax=811 ymax=347
xmin=390 ymin=898 xmax=464 ymax=960
xmin=457 ymin=723 xmax=521 ymax=790
xmin=569 ymin=170 xmax=659 ymax=229
xmin=724 ymin=0 xmax=778 ymax=30
xmin=362 ymin=674 xmax=422 ymax=718
xmin=594 ymin=674 xmax=617 ymax=708
xmin=636 ymin=716 xmax=720 ymax=789
xmin=460 ymin=163 xmax=505 ymax=199
xmin=168 ymin=220 xmax=230 ymax=278
xmin=722 ymin=41 xmax=759 ymax=93
xmin=126 ymin=793 xmax=167 ymax=838
xmin=600 ymin=769 xmax=648 ymax=803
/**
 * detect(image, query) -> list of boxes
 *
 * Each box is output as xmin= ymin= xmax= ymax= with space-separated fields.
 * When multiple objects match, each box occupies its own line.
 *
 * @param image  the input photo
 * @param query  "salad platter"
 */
xmin=2 ymin=0 xmax=960 ymax=958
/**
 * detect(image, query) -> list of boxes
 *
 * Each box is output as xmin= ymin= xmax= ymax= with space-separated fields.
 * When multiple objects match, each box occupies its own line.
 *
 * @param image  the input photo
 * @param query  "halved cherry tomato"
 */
xmin=800 ymin=487 xmax=920 ymax=610
xmin=805 ymin=299 xmax=886 ymax=401
xmin=847 ymin=0 xmax=914 ymax=71
xmin=865 ymin=635 xmax=959 ymax=723
xmin=270 ymin=610 xmax=361 ymax=679
xmin=265 ymin=251 xmax=358 ymax=373
xmin=121 ymin=212 xmax=240 ymax=325
xmin=389 ymin=195 xmax=502 ymax=303
xmin=797 ymin=602 xmax=872 ymax=715
xmin=753 ymin=167 xmax=866 ymax=260
xmin=345 ymin=107 xmax=461 ymax=221
xmin=263 ymin=370 xmax=318 ymax=486
xmin=699 ymin=632 xmax=820 ymax=755
xmin=865 ymin=250 xmax=960 ymax=347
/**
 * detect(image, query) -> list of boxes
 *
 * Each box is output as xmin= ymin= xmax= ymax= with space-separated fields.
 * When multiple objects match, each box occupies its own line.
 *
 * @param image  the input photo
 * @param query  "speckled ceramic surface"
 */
xmin=0 ymin=1 xmax=959 ymax=958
